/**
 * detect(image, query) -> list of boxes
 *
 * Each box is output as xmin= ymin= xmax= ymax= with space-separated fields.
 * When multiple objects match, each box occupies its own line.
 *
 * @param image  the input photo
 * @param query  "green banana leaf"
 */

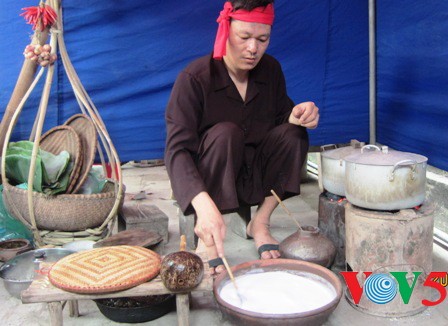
xmin=5 ymin=141 xmax=72 ymax=195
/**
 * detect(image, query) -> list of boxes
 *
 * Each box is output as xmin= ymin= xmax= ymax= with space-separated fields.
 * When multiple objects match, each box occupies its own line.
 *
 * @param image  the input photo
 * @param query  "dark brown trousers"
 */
xmin=195 ymin=122 xmax=309 ymax=212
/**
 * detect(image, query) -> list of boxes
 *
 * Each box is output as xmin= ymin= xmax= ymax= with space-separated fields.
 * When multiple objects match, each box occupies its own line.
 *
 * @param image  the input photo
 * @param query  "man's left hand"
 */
xmin=289 ymin=101 xmax=320 ymax=129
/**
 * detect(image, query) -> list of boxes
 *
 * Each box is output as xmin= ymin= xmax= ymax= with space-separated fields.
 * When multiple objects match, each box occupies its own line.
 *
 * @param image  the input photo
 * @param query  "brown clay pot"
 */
xmin=0 ymin=239 xmax=33 ymax=262
xmin=279 ymin=226 xmax=336 ymax=268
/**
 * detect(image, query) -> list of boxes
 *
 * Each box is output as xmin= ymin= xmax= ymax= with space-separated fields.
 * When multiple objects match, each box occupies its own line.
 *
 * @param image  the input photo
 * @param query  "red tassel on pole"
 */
xmin=20 ymin=1 xmax=57 ymax=31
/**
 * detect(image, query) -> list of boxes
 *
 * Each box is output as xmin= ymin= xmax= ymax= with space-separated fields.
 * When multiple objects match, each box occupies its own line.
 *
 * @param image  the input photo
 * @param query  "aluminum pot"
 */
xmin=0 ymin=248 xmax=75 ymax=299
xmin=344 ymin=145 xmax=427 ymax=210
xmin=320 ymin=141 xmax=364 ymax=196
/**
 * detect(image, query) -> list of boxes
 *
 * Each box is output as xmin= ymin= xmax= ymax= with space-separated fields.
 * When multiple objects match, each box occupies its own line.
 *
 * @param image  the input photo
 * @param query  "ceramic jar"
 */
xmin=279 ymin=226 xmax=336 ymax=268
xmin=0 ymin=238 xmax=33 ymax=261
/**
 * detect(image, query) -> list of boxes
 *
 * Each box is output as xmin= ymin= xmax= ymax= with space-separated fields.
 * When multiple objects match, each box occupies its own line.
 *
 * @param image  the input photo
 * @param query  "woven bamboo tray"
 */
xmin=40 ymin=125 xmax=83 ymax=194
xmin=64 ymin=114 xmax=97 ymax=194
xmin=2 ymin=181 xmax=119 ymax=232
xmin=48 ymin=246 xmax=161 ymax=294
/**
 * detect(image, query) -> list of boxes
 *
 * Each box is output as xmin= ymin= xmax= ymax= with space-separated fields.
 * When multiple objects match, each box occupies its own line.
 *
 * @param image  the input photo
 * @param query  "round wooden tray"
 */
xmin=64 ymin=114 xmax=98 ymax=193
xmin=40 ymin=125 xmax=82 ymax=194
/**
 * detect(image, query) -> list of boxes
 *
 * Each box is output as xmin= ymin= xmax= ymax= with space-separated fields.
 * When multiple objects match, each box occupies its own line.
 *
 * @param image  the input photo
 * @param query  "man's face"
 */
xmin=224 ymin=19 xmax=271 ymax=73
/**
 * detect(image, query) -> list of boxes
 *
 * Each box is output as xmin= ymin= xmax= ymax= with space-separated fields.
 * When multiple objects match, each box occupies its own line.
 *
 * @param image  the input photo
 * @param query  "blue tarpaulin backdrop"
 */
xmin=0 ymin=1 xmax=447 ymax=171
xmin=376 ymin=1 xmax=448 ymax=170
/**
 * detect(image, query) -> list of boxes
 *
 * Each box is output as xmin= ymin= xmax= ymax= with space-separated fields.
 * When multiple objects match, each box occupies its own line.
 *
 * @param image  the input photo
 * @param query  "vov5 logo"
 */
xmin=341 ymin=271 xmax=448 ymax=306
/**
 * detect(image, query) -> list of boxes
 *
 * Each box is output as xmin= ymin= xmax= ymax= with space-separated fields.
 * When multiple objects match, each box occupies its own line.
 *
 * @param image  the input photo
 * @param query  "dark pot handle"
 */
xmin=320 ymin=144 xmax=337 ymax=151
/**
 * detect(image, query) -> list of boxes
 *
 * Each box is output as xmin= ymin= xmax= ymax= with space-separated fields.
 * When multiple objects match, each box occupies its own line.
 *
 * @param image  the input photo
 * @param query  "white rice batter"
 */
xmin=219 ymin=271 xmax=336 ymax=314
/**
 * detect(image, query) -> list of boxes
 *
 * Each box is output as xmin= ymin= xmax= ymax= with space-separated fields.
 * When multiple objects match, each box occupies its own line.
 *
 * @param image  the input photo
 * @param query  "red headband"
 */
xmin=213 ymin=2 xmax=275 ymax=60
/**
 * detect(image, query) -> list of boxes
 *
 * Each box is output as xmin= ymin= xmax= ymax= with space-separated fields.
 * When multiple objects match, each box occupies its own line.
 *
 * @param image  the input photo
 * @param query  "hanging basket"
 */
xmin=2 ymin=180 xmax=120 ymax=232
xmin=0 ymin=0 xmax=123 ymax=246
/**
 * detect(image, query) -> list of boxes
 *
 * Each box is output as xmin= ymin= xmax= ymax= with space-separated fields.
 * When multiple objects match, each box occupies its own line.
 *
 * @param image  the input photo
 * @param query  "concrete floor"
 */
xmin=1 ymin=163 xmax=447 ymax=325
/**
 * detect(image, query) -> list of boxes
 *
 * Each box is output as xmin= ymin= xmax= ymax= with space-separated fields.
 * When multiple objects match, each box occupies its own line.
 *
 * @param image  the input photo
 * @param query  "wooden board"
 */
xmin=121 ymin=203 xmax=168 ymax=224
xmin=93 ymin=229 xmax=163 ymax=248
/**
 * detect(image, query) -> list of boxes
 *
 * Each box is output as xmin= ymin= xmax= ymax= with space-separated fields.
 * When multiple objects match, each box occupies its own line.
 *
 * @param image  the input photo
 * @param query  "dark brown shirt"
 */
xmin=165 ymin=53 xmax=295 ymax=212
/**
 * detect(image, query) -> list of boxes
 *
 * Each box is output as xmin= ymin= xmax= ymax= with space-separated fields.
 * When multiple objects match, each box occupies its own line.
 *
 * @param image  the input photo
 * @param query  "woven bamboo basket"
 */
xmin=2 ymin=181 xmax=120 ymax=232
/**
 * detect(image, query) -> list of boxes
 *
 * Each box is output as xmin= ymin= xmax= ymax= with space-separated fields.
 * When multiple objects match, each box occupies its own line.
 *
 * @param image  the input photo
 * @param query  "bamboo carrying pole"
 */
xmin=0 ymin=30 xmax=49 ymax=184
xmin=25 ymin=2 xmax=60 ymax=245
xmin=53 ymin=1 xmax=123 ymax=235
xmin=1 ymin=0 xmax=123 ymax=246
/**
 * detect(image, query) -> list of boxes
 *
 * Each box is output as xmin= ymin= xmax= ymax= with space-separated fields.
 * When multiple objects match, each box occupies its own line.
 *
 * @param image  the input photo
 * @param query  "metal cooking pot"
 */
xmin=344 ymin=145 xmax=427 ymax=210
xmin=0 ymin=248 xmax=75 ymax=299
xmin=320 ymin=140 xmax=364 ymax=196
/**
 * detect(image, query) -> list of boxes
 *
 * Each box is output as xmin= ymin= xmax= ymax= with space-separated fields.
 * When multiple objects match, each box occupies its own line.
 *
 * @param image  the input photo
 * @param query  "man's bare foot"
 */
xmin=247 ymin=220 xmax=280 ymax=259
xmin=204 ymin=243 xmax=225 ymax=276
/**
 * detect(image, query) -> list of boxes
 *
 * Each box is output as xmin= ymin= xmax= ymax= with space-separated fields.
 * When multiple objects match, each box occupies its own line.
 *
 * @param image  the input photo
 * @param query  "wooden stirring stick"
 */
xmin=270 ymin=189 xmax=303 ymax=231
xmin=221 ymin=256 xmax=245 ymax=304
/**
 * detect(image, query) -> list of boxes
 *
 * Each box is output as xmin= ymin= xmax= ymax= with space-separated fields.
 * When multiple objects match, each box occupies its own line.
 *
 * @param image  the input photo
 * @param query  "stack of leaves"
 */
xmin=5 ymin=141 xmax=73 ymax=195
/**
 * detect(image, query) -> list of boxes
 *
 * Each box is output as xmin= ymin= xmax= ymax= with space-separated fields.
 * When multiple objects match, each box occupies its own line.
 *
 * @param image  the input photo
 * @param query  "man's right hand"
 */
xmin=191 ymin=192 xmax=226 ymax=265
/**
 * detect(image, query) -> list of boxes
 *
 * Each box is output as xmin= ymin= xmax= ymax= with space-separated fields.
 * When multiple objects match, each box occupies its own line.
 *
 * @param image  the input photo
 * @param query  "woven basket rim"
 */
xmin=3 ymin=179 xmax=117 ymax=200
xmin=2 ymin=179 xmax=122 ymax=231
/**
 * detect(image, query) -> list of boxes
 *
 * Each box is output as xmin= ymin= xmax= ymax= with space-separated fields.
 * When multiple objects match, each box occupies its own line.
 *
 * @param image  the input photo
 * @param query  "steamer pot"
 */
xmin=320 ymin=141 xmax=364 ymax=196
xmin=344 ymin=145 xmax=427 ymax=210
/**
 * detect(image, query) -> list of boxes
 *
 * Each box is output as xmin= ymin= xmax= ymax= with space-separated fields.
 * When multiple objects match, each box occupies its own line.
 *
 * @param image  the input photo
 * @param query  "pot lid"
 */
xmin=321 ymin=146 xmax=362 ymax=160
xmin=344 ymin=146 xmax=428 ymax=165
xmin=0 ymin=248 xmax=75 ymax=282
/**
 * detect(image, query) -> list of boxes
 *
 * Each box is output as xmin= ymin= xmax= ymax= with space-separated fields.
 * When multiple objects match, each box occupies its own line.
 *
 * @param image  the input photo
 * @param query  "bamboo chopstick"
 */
xmin=270 ymin=189 xmax=303 ymax=231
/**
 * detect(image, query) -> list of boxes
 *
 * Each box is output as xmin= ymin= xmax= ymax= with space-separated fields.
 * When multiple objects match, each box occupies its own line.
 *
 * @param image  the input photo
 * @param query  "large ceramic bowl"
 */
xmin=213 ymin=259 xmax=342 ymax=326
